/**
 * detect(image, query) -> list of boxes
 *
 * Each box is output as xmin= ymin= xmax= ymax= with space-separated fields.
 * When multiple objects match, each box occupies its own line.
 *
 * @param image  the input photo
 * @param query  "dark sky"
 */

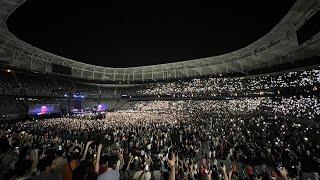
xmin=6 ymin=0 xmax=296 ymax=67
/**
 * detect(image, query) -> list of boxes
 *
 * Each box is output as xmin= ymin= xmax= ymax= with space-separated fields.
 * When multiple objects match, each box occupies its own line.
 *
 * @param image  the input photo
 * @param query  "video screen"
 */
xmin=97 ymin=104 xmax=108 ymax=112
xmin=28 ymin=104 xmax=60 ymax=116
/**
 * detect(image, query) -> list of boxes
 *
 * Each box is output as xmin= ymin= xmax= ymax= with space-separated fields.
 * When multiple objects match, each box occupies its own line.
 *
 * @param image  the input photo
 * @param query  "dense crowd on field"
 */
xmin=0 ymin=101 xmax=320 ymax=180
xmin=128 ymin=97 xmax=320 ymax=122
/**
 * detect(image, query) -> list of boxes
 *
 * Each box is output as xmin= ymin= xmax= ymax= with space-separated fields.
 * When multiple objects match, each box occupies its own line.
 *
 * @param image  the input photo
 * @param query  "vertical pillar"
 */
xmin=142 ymin=68 xmax=144 ymax=82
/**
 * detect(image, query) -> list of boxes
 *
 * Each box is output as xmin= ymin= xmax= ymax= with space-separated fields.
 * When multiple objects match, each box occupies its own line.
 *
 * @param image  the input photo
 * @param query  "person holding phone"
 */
xmin=219 ymin=162 xmax=229 ymax=180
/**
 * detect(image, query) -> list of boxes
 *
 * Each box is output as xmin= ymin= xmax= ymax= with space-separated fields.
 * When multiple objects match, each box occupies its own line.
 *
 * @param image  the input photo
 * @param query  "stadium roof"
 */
xmin=5 ymin=0 xmax=295 ymax=68
xmin=0 ymin=0 xmax=319 ymax=83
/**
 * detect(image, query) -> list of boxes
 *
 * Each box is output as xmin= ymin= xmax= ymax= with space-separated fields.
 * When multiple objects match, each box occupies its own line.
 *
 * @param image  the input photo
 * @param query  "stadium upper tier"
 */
xmin=0 ymin=0 xmax=319 ymax=82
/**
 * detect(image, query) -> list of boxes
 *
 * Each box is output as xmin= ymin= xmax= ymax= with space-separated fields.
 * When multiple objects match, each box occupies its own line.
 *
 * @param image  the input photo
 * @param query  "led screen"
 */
xmin=97 ymin=104 xmax=108 ymax=112
xmin=28 ymin=104 xmax=60 ymax=115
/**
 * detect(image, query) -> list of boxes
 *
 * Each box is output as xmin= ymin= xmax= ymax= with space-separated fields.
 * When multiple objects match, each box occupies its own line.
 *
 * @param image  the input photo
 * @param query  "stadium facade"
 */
xmin=0 ymin=0 xmax=319 ymax=83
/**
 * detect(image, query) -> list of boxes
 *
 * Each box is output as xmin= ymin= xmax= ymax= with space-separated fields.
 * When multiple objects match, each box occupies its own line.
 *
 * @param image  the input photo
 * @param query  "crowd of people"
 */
xmin=263 ymin=96 xmax=320 ymax=121
xmin=0 ymin=70 xmax=133 ymax=98
xmin=126 ymin=97 xmax=320 ymax=122
xmin=1 ymin=66 xmax=320 ymax=99
xmin=0 ymin=65 xmax=320 ymax=180
xmin=0 ymin=93 xmax=320 ymax=180
xmin=0 ymin=102 xmax=319 ymax=180
xmin=127 ymin=99 xmax=265 ymax=115
xmin=137 ymin=67 xmax=320 ymax=97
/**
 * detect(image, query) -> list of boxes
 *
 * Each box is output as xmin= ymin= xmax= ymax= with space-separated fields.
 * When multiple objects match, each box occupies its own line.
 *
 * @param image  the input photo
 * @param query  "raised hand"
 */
xmin=279 ymin=167 xmax=288 ymax=180
xmin=168 ymin=152 xmax=176 ymax=168
xmin=87 ymin=141 xmax=93 ymax=146
xmin=220 ymin=164 xmax=226 ymax=173
xmin=129 ymin=156 xmax=134 ymax=163
xmin=219 ymin=163 xmax=229 ymax=180
xmin=95 ymin=144 xmax=103 ymax=174
xmin=98 ymin=144 xmax=103 ymax=152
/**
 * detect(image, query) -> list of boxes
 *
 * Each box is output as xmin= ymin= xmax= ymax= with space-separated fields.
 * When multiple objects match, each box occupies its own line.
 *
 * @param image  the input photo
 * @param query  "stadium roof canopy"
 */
xmin=0 ymin=0 xmax=319 ymax=83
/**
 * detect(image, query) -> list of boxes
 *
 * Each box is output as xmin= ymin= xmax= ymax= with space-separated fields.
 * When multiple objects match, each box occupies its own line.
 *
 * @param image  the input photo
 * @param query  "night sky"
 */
xmin=6 ymin=0 xmax=296 ymax=67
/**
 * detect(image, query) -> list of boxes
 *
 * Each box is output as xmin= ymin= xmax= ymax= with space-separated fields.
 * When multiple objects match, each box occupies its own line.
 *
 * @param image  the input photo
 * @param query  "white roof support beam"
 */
xmin=122 ymin=69 xmax=126 ymax=82
xmin=102 ymin=68 xmax=106 ymax=81
xmin=11 ymin=47 xmax=24 ymax=65
xmin=217 ymin=61 xmax=249 ymax=75
xmin=2 ymin=0 xmax=21 ymax=5
xmin=30 ymin=54 xmax=40 ymax=71
xmin=190 ymin=67 xmax=202 ymax=76
xmin=45 ymin=57 xmax=54 ymax=73
xmin=0 ymin=11 xmax=9 ymax=15
xmin=92 ymin=68 xmax=95 ymax=79
xmin=80 ymin=66 xmax=86 ymax=78
xmin=0 ymin=39 xmax=10 ymax=52
xmin=142 ymin=68 xmax=145 ymax=82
